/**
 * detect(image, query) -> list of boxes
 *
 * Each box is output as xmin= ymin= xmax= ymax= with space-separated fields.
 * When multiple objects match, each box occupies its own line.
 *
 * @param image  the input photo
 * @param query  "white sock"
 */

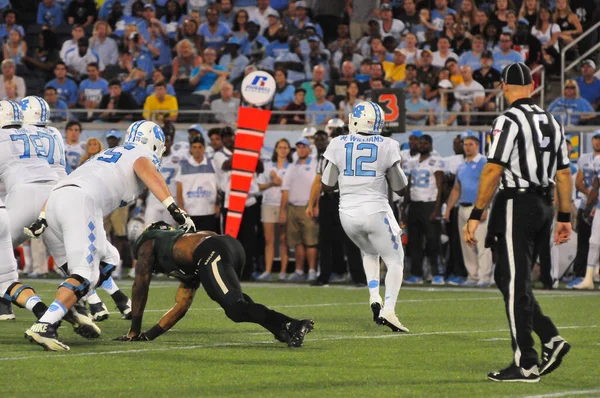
xmin=86 ymin=290 xmax=102 ymax=305
xmin=38 ymin=300 xmax=67 ymax=324
xmin=24 ymin=295 xmax=42 ymax=312
xmin=582 ymin=265 xmax=596 ymax=283
xmin=363 ymin=254 xmax=381 ymax=303
xmin=100 ymin=277 xmax=119 ymax=295
xmin=383 ymin=262 xmax=403 ymax=313
xmin=22 ymin=244 xmax=33 ymax=273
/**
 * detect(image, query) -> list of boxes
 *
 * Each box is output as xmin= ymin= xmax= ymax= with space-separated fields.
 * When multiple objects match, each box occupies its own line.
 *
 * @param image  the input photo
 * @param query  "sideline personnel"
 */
xmin=463 ymin=62 xmax=572 ymax=383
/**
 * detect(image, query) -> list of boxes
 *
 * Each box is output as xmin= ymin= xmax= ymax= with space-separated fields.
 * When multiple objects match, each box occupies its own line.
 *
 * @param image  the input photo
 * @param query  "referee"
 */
xmin=463 ymin=63 xmax=572 ymax=383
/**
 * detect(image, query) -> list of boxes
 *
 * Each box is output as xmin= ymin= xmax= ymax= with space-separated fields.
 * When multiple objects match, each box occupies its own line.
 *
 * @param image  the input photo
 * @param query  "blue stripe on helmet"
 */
xmin=369 ymin=101 xmax=380 ymax=134
xmin=35 ymin=97 xmax=48 ymax=123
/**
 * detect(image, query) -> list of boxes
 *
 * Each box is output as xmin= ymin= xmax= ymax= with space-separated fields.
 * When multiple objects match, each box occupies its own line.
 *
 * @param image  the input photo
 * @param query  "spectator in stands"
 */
xmin=502 ymin=10 xmax=518 ymax=35
xmin=78 ymin=62 xmax=108 ymax=120
xmin=327 ymin=23 xmax=351 ymax=54
xmin=0 ymin=11 xmax=23 ymax=43
xmin=256 ymin=138 xmax=292 ymax=281
xmin=473 ymin=50 xmax=501 ymax=114
xmin=190 ymin=47 xmax=229 ymax=97
xmin=451 ymin=23 xmax=471 ymax=56
xmin=328 ymin=61 xmax=356 ymax=106
xmin=379 ymin=3 xmax=408 ymax=42
xmin=441 ymin=13 xmax=457 ymax=41
xmin=531 ymin=6 xmax=560 ymax=73
xmin=240 ymin=18 xmax=268 ymax=57
xmin=446 ymin=58 xmax=464 ymax=86
xmin=338 ymin=80 xmax=360 ymax=123
xmin=459 ymin=34 xmax=484 ymax=71
xmin=90 ymin=21 xmax=118 ymax=67
xmin=402 ymin=33 xmax=421 ymax=65
xmin=405 ymin=81 xmax=430 ymax=125
xmin=175 ymin=136 xmax=220 ymax=232
xmin=232 ymin=9 xmax=250 ymax=41
xmin=513 ymin=19 xmax=542 ymax=67
xmin=37 ymin=0 xmax=64 ymax=28
xmin=65 ymin=37 xmax=105 ymax=80
xmin=265 ymin=25 xmax=290 ymax=59
xmin=518 ymin=0 xmax=539 ymax=28
xmin=576 ymin=60 xmax=600 ymax=110
xmin=98 ymin=79 xmax=137 ymax=122
xmin=307 ymin=83 xmax=335 ymax=125
xmin=347 ymin=0 xmax=377 ymax=41
xmin=483 ymin=21 xmax=500 ymax=50
xmin=413 ymin=11 xmax=435 ymax=44
xmin=103 ymin=48 xmax=131 ymax=81
xmin=79 ymin=137 xmax=104 ymax=165
xmin=177 ymin=17 xmax=203 ymax=53
xmin=398 ymin=0 xmax=419 ymax=32
xmin=454 ymin=65 xmax=485 ymax=125
xmin=300 ymin=65 xmax=328 ymax=106
xmin=147 ymin=69 xmax=175 ymax=97
xmin=363 ymin=76 xmax=385 ymax=99
xmin=393 ymin=63 xmax=419 ymax=89
xmin=0 ymin=59 xmax=25 ymax=100
xmin=279 ymin=137 xmax=319 ymax=282
xmin=431 ymin=0 xmax=456 ymax=32
xmin=143 ymin=81 xmax=178 ymax=123
xmin=548 ymin=80 xmax=596 ymax=125
xmin=104 ymin=1 xmax=123 ymax=32
xmin=44 ymin=86 xmax=69 ymax=122
xmin=210 ymin=82 xmax=240 ymax=124
xmin=218 ymin=37 xmax=249 ymax=84
xmin=22 ymin=30 xmax=59 ymax=82
xmin=161 ymin=0 xmax=184 ymax=40
xmin=67 ymin=0 xmax=97 ymax=27
xmin=470 ymin=9 xmax=488 ymax=37
xmin=249 ymin=0 xmax=277 ymax=33
xmin=355 ymin=57 xmax=372 ymax=83
xmin=218 ymin=0 xmax=235 ymax=27
xmin=170 ymin=39 xmax=203 ymax=86
xmin=46 ymin=62 xmax=78 ymax=108
xmin=492 ymin=32 xmax=523 ymax=71
xmin=306 ymin=36 xmax=331 ymax=78
xmin=122 ymin=67 xmax=148 ymax=106
xmin=127 ymin=33 xmax=154 ymax=78
xmin=357 ymin=20 xmax=382 ymax=55
xmin=457 ymin=0 xmax=478 ymax=31
xmin=273 ymin=67 xmax=295 ymax=111
xmin=60 ymin=24 xmax=84 ymax=61
xmin=554 ymin=0 xmax=583 ymax=45
xmin=137 ymin=4 xmax=157 ymax=41
xmin=432 ymin=37 xmax=458 ymax=68
xmin=0 ymin=80 xmax=18 ymax=101
xmin=383 ymin=48 xmax=407 ymax=84
xmin=144 ymin=20 xmax=173 ymax=72
xmin=200 ymin=7 xmax=232 ymax=50
xmin=262 ymin=10 xmax=281 ymax=42
xmin=490 ymin=0 xmax=516 ymax=28
xmin=429 ymin=79 xmax=459 ymax=126
xmin=365 ymin=37 xmax=391 ymax=64
xmin=331 ymin=40 xmax=362 ymax=74
xmin=418 ymin=49 xmax=441 ymax=101
xmin=280 ymin=87 xmax=307 ymax=125
xmin=3 ymin=26 xmax=25 ymax=65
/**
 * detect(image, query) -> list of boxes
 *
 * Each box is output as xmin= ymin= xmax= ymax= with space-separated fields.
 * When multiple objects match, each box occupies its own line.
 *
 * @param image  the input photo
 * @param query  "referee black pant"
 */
xmin=407 ymin=201 xmax=441 ymax=278
xmin=487 ymin=190 xmax=559 ymax=368
xmin=573 ymin=208 xmax=591 ymax=277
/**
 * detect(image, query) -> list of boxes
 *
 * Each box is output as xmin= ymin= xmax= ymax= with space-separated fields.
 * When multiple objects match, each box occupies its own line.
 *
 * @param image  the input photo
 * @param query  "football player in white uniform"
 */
xmin=578 ymin=142 xmax=600 ymax=290
xmin=64 ymin=121 xmax=86 ymax=172
xmin=321 ymin=101 xmax=409 ymax=332
xmin=23 ymin=120 xmax=196 ymax=351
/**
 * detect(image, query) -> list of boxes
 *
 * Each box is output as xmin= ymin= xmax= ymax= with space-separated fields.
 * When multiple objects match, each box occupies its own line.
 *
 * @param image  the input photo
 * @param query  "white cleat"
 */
xmin=64 ymin=307 xmax=101 ymax=339
xmin=378 ymin=312 xmax=409 ymax=333
xmin=25 ymin=322 xmax=70 ymax=351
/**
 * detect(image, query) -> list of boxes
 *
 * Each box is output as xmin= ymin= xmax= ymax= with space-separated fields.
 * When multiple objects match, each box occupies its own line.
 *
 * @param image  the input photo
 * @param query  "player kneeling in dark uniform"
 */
xmin=116 ymin=222 xmax=314 ymax=347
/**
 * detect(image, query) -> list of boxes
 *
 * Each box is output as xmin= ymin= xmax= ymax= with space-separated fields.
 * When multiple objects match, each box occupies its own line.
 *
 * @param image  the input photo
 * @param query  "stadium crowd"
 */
xmin=0 ymin=0 xmax=598 ymax=124
xmin=2 ymin=0 xmax=600 ymax=289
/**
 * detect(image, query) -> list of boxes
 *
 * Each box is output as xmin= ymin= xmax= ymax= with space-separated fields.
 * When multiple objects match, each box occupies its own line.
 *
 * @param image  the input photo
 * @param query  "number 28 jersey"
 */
xmin=406 ymin=155 xmax=444 ymax=202
xmin=323 ymin=134 xmax=401 ymax=216
xmin=54 ymin=144 xmax=160 ymax=216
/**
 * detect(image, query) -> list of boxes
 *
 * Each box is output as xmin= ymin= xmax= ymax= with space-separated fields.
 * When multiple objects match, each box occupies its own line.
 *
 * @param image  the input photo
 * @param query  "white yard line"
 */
xmin=519 ymin=389 xmax=600 ymax=398
xmin=0 ymin=324 xmax=596 ymax=362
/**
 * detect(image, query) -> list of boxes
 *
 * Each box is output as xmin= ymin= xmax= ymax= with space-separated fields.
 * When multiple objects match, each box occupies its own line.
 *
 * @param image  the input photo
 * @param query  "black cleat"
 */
xmin=0 ymin=300 xmax=15 ymax=320
xmin=25 ymin=322 xmax=70 ymax=351
xmin=89 ymin=302 xmax=109 ymax=321
xmin=540 ymin=336 xmax=571 ymax=376
xmin=63 ymin=307 xmax=101 ymax=339
xmin=115 ymin=298 xmax=132 ymax=320
xmin=487 ymin=364 xmax=540 ymax=383
xmin=371 ymin=302 xmax=382 ymax=324
xmin=286 ymin=319 xmax=314 ymax=348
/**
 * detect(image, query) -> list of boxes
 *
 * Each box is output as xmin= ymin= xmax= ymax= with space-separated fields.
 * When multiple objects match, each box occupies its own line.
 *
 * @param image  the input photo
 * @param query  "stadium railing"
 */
xmin=560 ymin=20 xmax=600 ymax=98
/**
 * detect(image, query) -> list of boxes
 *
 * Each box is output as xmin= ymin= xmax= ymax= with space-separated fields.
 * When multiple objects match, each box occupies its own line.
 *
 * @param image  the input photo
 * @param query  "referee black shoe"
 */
xmin=540 ymin=336 xmax=571 ymax=376
xmin=487 ymin=364 xmax=540 ymax=383
xmin=286 ymin=319 xmax=314 ymax=348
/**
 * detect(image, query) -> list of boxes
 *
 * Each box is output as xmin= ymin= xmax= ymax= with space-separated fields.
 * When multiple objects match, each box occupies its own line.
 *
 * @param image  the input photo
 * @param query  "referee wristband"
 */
xmin=469 ymin=207 xmax=484 ymax=221
xmin=145 ymin=324 xmax=166 ymax=340
xmin=162 ymin=196 xmax=175 ymax=209
xmin=557 ymin=212 xmax=571 ymax=223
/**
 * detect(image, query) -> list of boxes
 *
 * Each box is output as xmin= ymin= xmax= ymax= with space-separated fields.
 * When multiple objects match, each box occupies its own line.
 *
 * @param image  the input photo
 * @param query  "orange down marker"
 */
xmin=225 ymin=107 xmax=272 ymax=238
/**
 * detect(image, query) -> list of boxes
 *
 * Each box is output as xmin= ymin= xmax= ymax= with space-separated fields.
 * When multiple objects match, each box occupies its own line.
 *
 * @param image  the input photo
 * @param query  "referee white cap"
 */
xmin=501 ymin=62 xmax=533 ymax=86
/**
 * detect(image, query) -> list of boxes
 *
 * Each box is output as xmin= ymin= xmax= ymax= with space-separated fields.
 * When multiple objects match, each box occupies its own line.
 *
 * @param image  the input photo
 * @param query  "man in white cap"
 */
xmin=575 ymin=60 xmax=600 ymax=110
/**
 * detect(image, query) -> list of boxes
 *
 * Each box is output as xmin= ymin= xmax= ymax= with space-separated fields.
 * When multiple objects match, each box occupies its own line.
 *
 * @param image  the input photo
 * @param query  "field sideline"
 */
xmin=1 ymin=279 xmax=599 ymax=397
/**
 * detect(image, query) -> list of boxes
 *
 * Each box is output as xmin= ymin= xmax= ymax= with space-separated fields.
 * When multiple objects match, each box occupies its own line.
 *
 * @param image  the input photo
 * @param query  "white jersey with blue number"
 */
xmin=0 ymin=127 xmax=59 ymax=191
xmin=65 ymin=141 xmax=87 ymax=171
xmin=24 ymin=125 xmax=68 ymax=180
xmin=324 ymin=134 xmax=401 ymax=216
xmin=406 ymin=155 xmax=444 ymax=202
xmin=577 ymin=152 xmax=595 ymax=209
xmin=54 ymin=144 xmax=159 ymax=216
xmin=146 ymin=151 xmax=182 ymax=209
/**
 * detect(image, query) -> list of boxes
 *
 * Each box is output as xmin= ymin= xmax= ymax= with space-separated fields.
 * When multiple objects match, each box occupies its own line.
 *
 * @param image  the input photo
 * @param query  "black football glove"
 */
xmin=24 ymin=217 xmax=48 ymax=239
xmin=167 ymin=203 xmax=196 ymax=232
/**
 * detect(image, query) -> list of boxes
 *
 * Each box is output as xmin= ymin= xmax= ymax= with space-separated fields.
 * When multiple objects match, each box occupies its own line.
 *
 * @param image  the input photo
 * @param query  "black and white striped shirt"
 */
xmin=487 ymin=98 xmax=570 ymax=189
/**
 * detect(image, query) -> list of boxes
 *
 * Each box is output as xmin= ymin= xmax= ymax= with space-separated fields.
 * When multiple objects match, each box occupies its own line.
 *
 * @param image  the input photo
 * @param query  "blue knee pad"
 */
xmin=59 ymin=274 xmax=91 ymax=300
xmin=95 ymin=262 xmax=116 ymax=288
xmin=2 ymin=282 xmax=36 ymax=308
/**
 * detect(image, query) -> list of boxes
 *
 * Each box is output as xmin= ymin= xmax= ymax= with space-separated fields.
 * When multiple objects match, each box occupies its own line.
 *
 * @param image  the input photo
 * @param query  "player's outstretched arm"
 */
xmin=151 ymin=283 xmax=197 ymax=338
xmin=116 ymin=240 xmax=155 ymax=341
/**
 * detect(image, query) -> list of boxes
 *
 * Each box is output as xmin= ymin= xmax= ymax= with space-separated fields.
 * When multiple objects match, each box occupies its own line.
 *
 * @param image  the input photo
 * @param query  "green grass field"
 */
xmin=1 ymin=279 xmax=599 ymax=397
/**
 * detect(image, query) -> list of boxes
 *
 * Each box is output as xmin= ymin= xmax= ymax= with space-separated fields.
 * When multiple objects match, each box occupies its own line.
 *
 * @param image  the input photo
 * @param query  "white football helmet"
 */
xmin=348 ymin=101 xmax=385 ymax=135
xmin=21 ymin=96 xmax=50 ymax=126
xmin=302 ymin=126 xmax=317 ymax=138
xmin=125 ymin=120 xmax=166 ymax=158
xmin=0 ymin=100 xmax=23 ymax=128
xmin=325 ymin=118 xmax=345 ymax=135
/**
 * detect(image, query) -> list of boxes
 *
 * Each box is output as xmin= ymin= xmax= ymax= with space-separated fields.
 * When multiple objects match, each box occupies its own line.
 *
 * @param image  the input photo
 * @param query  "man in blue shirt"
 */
xmin=492 ymin=33 xmax=523 ymax=72
xmin=307 ymin=83 xmax=336 ymax=125
xmin=199 ymin=8 xmax=232 ymax=50
xmin=218 ymin=0 xmax=235 ymax=28
xmin=45 ymin=61 xmax=79 ymax=108
xmin=128 ymin=32 xmax=154 ymax=77
xmin=44 ymin=86 xmax=70 ymax=122
xmin=146 ymin=21 xmax=172 ymax=69
xmin=575 ymin=60 xmax=600 ymax=110
xmin=37 ymin=0 xmax=63 ymax=28
xmin=547 ymin=83 xmax=596 ymax=125
xmin=218 ymin=37 xmax=249 ymax=83
xmin=459 ymin=35 xmax=485 ymax=72
xmin=189 ymin=48 xmax=229 ymax=96
xmin=444 ymin=134 xmax=492 ymax=287
xmin=431 ymin=0 xmax=456 ymax=31
xmin=405 ymin=82 xmax=429 ymax=125
xmin=240 ymin=19 xmax=269 ymax=57
xmin=78 ymin=62 xmax=109 ymax=119
xmin=266 ymin=27 xmax=290 ymax=58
